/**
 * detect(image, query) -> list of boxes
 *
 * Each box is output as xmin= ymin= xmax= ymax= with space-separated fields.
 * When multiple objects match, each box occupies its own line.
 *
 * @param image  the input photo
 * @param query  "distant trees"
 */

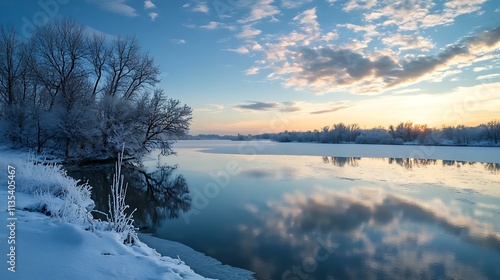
xmin=483 ymin=120 xmax=500 ymax=144
xmin=0 ymin=19 xmax=192 ymax=160
xmin=264 ymin=119 xmax=500 ymax=146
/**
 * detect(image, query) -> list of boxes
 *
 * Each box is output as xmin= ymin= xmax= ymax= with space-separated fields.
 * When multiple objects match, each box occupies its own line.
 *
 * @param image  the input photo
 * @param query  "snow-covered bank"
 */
xmin=0 ymin=149 xmax=249 ymax=279
xmin=172 ymin=140 xmax=500 ymax=164
xmin=138 ymin=234 xmax=255 ymax=280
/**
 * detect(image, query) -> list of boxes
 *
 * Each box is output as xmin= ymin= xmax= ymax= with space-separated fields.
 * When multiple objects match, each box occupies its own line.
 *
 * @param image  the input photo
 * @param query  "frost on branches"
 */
xmin=0 ymin=20 xmax=192 ymax=161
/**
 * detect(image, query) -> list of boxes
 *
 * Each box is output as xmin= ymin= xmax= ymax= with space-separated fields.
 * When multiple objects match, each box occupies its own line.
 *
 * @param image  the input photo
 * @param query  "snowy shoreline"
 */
xmin=0 ymin=149 xmax=254 ymax=279
xmin=172 ymin=140 xmax=500 ymax=164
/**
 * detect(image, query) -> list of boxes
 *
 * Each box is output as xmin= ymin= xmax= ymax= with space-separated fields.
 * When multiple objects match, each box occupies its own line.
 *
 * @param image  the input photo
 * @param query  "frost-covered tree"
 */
xmin=483 ymin=120 xmax=500 ymax=144
xmin=136 ymin=89 xmax=193 ymax=156
xmin=0 ymin=19 xmax=192 ymax=160
xmin=0 ymin=26 xmax=26 ymax=108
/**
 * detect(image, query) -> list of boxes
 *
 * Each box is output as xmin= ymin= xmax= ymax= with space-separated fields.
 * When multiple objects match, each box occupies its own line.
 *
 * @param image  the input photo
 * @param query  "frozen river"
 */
xmin=70 ymin=140 xmax=500 ymax=279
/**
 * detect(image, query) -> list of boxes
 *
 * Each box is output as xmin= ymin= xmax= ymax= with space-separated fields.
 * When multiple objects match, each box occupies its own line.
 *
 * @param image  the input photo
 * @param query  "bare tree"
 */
xmin=86 ymin=33 xmax=110 ymax=98
xmin=28 ymin=19 xmax=88 ymax=110
xmin=104 ymin=36 xmax=160 ymax=99
xmin=137 ymin=89 xmax=193 ymax=155
xmin=0 ymin=26 xmax=26 ymax=107
xmin=483 ymin=119 xmax=500 ymax=144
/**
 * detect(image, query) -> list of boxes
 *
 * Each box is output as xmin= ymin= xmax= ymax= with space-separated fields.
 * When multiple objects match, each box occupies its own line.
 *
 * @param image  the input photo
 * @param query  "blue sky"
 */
xmin=1 ymin=0 xmax=499 ymax=134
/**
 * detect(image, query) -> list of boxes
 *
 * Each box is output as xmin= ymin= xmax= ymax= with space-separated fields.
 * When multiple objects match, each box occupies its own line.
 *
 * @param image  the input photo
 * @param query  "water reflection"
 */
xmin=66 ymin=163 xmax=191 ymax=231
xmin=322 ymin=156 xmax=500 ymax=173
xmin=240 ymin=187 xmax=500 ymax=279
xmin=485 ymin=163 xmax=500 ymax=174
xmin=322 ymin=156 xmax=360 ymax=167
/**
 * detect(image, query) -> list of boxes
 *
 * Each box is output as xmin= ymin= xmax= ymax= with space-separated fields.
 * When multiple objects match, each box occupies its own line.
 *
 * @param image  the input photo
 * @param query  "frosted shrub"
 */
xmin=16 ymin=154 xmax=94 ymax=223
xmin=106 ymin=148 xmax=137 ymax=244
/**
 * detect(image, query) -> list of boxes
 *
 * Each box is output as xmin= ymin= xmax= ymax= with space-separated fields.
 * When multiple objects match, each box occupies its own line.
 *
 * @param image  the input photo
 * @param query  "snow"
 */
xmin=138 ymin=233 xmax=255 ymax=280
xmin=0 ymin=149 xmax=253 ymax=279
xmin=172 ymin=140 xmax=500 ymax=164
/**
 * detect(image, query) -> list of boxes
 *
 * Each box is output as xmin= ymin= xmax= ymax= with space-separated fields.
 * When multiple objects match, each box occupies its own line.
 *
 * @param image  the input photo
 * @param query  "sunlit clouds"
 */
xmin=84 ymin=0 xmax=499 ymax=134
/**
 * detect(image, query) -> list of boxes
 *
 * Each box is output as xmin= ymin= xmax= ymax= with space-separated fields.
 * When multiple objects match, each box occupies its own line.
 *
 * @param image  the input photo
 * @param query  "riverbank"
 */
xmin=0 ymin=147 xmax=254 ymax=279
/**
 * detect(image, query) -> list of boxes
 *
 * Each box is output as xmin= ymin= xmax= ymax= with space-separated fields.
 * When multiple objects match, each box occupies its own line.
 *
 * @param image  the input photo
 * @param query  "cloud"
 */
xmin=337 ymin=23 xmax=379 ymax=37
xmin=170 ymin=39 xmax=186 ymax=45
xmin=91 ymin=0 xmax=137 ymax=17
xmin=196 ymin=104 xmax=225 ymax=113
xmin=191 ymin=2 xmax=209 ymax=13
xmin=382 ymin=33 xmax=435 ymax=52
xmin=265 ymin=186 xmax=500 ymax=250
xmin=238 ymin=0 xmax=280 ymax=23
xmin=245 ymin=67 xmax=260 ymax=75
xmin=281 ymin=0 xmax=313 ymax=9
xmin=85 ymin=26 xmax=117 ymax=41
xmin=200 ymin=21 xmax=220 ymax=30
xmin=236 ymin=24 xmax=262 ymax=39
xmin=200 ymin=21 xmax=236 ymax=31
xmin=392 ymin=88 xmax=421 ymax=95
xmin=473 ymin=65 xmax=493 ymax=72
xmin=235 ymin=101 xmax=278 ymax=111
xmin=310 ymin=101 xmax=351 ymax=114
xmin=343 ymin=0 xmax=377 ymax=12
xmin=234 ymin=101 xmax=303 ymax=112
xmin=144 ymin=0 xmax=155 ymax=9
xmin=476 ymin=73 xmax=500 ymax=80
xmin=271 ymin=27 xmax=500 ymax=94
xmin=280 ymin=101 xmax=301 ymax=112
xmin=225 ymin=47 xmax=250 ymax=54
xmin=359 ymin=0 xmax=487 ymax=31
xmin=148 ymin=12 xmax=158 ymax=21
xmin=293 ymin=7 xmax=320 ymax=35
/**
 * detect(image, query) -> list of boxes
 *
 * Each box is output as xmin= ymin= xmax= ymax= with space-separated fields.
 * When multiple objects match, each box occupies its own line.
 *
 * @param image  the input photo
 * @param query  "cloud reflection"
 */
xmin=238 ymin=186 xmax=499 ymax=279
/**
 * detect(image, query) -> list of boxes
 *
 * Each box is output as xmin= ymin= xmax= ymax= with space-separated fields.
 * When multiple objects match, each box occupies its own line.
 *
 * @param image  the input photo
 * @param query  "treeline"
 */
xmin=231 ymin=120 xmax=500 ymax=146
xmin=0 ymin=19 xmax=192 ymax=160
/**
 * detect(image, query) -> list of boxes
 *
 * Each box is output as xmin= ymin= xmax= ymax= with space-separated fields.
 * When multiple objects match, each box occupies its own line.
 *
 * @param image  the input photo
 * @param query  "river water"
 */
xmin=67 ymin=140 xmax=500 ymax=280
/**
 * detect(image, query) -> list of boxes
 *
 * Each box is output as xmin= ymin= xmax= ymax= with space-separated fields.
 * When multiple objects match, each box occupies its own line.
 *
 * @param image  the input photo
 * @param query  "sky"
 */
xmin=0 ymin=0 xmax=499 ymax=135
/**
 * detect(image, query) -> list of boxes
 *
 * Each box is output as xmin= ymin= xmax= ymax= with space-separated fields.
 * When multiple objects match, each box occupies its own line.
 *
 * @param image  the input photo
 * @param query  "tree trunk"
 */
xmin=65 ymin=138 xmax=70 ymax=159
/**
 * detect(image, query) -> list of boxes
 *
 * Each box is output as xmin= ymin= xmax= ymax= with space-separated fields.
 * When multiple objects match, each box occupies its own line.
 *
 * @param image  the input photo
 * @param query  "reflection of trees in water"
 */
xmin=133 ymin=165 xmax=191 ymax=229
xmin=322 ymin=156 xmax=500 ymax=174
xmin=66 ymin=163 xmax=191 ymax=232
xmin=442 ymin=160 xmax=470 ymax=168
xmin=484 ymin=163 xmax=500 ymax=174
xmin=388 ymin=158 xmax=438 ymax=170
xmin=322 ymin=156 xmax=360 ymax=167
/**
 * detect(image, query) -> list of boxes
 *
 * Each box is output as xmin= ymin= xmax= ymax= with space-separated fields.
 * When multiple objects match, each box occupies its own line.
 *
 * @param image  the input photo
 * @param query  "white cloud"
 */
xmin=382 ymin=33 xmax=435 ymax=52
xmin=251 ymin=42 xmax=263 ymax=51
xmin=337 ymin=23 xmax=379 ymax=37
xmin=321 ymin=31 xmax=338 ymax=42
xmin=237 ymin=25 xmax=262 ymax=38
xmin=226 ymin=47 xmax=250 ymax=54
xmin=281 ymin=0 xmax=312 ymax=9
xmin=170 ymin=39 xmax=186 ymax=45
xmin=476 ymin=73 xmax=500 ymax=80
xmin=260 ymin=27 xmax=500 ymax=95
xmin=91 ymin=0 xmax=137 ymax=17
xmin=473 ymin=65 xmax=493 ymax=72
xmin=358 ymin=0 xmax=487 ymax=31
xmin=85 ymin=26 xmax=116 ymax=41
xmin=144 ymin=0 xmax=156 ymax=9
xmin=200 ymin=21 xmax=220 ymax=30
xmin=293 ymin=7 xmax=319 ymax=35
xmin=245 ymin=67 xmax=260 ymax=75
xmin=238 ymin=0 xmax=280 ymax=23
xmin=392 ymin=88 xmax=421 ymax=95
xmin=192 ymin=2 xmax=209 ymax=13
xmin=148 ymin=12 xmax=158 ymax=21
xmin=343 ymin=0 xmax=377 ymax=12
xmin=200 ymin=21 xmax=236 ymax=31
